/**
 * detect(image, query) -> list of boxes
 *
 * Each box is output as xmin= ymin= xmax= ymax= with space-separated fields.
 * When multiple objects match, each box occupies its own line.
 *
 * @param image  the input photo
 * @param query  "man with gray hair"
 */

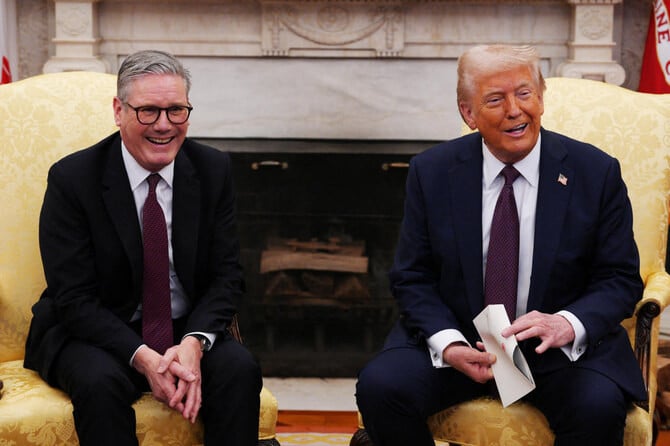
xmin=355 ymin=44 xmax=646 ymax=445
xmin=24 ymin=49 xmax=261 ymax=446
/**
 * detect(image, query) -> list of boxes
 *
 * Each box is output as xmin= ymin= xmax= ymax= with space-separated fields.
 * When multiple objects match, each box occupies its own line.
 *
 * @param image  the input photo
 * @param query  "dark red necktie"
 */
xmin=141 ymin=173 xmax=173 ymax=354
xmin=485 ymin=165 xmax=521 ymax=322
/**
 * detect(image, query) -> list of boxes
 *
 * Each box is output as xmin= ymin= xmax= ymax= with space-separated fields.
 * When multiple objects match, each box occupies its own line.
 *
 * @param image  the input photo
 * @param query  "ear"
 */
xmin=112 ymin=96 xmax=123 ymax=126
xmin=458 ymin=101 xmax=477 ymax=130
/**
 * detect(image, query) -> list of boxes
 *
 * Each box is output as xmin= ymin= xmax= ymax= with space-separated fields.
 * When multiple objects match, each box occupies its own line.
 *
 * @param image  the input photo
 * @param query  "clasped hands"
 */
xmin=443 ymin=310 xmax=576 ymax=384
xmin=132 ymin=336 xmax=203 ymax=423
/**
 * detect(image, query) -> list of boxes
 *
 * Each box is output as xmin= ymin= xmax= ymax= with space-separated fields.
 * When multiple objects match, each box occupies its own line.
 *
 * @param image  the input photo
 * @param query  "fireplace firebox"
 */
xmin=203 ymin=140 xmax=431 ymax=377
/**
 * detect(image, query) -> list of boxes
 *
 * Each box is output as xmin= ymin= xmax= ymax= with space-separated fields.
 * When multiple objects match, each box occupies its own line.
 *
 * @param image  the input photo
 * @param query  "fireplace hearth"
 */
xmin=212 ymin=143 xmax=426 ymax=377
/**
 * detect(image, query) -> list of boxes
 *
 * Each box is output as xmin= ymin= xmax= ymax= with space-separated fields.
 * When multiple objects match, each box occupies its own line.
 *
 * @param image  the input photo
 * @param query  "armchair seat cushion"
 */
xmin=0 ymin=360 xmax=277 ymax=446
xmin=427 ymin=397 xmax=552 ymax=446
xmin=425 ymin=397 xmax=650 ymax=446
xmin=0 ymin=360 xmax=278 ymax=445
xmin=356 ymin=396 xmax=651 ymax=446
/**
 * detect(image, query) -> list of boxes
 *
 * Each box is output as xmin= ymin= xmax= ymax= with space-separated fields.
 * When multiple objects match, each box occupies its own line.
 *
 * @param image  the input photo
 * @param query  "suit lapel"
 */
xmin=527 ymin=129 xmax=573 ymax=312
xmin=101 ymin=136 xmax=143 ymax=289
xmin=448 ymin=135 xmax=485 ymax=317
xmin=172 ymin=147 xmax=200 ymax=295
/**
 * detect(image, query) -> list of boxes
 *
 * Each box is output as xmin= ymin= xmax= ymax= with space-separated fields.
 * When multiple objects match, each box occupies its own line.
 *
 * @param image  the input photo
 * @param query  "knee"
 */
xmin=551 ymin=388 xmax=627 ymax=443
xmin=573 ymin=394 xmax=627 ymax=430
xmin=356 ymin=360 xmax=414 ymax=414
xmin=69 ymin=366 xmax=137 ymax=408
xmin=205 ymin=341 xmax=261 ymax=394
xmin=228 ymin=345 xmax=261 ymax=388
xmin=357 ymin=362 xmax=388 ymax=403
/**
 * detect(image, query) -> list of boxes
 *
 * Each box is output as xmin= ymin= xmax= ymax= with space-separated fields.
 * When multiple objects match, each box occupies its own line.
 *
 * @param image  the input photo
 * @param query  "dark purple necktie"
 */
xmin=142 ymin=173 xmax=173 ymax=354
xmin=485 ymin=165 xmax=521 ymax=322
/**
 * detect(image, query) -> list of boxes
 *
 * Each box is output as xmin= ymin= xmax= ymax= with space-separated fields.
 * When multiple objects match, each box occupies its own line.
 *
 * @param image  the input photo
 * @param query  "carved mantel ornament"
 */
xmin=40 ymin=0 xmax=627 ymax=141
xmin=44 ymin=0 xmax=625 ymax=85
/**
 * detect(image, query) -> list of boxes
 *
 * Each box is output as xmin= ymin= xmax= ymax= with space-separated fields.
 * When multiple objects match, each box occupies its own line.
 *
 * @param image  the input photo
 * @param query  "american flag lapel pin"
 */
xmin=557 ymin=173 xmax=568 ymax=186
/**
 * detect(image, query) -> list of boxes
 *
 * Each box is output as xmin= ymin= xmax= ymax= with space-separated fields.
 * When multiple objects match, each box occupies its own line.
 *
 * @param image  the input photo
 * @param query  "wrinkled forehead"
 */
xmin=122 ymin=74 xmax=189 ymax=103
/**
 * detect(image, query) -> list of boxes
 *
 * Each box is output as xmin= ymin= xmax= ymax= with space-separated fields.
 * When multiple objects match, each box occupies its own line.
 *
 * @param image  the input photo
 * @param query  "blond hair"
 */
xmin=457 ymin=45 xmax=546 ymax=106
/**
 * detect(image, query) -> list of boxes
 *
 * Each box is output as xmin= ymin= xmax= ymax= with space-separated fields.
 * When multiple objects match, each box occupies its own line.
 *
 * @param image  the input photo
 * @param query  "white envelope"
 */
xmin=473 ymin=304 xmax=535 ymax=407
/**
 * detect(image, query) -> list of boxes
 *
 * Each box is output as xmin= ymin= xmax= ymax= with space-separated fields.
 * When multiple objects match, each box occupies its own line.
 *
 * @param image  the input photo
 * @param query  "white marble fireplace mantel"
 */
xmin=44 ymin=0 xmax=624 ymax=142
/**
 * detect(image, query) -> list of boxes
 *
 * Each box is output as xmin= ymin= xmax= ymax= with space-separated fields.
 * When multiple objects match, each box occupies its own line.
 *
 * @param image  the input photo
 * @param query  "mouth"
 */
xmin=505 ymin=123 xmax=528 ymax=135
xmin=147 ymin=136 xmax=174 ymax=145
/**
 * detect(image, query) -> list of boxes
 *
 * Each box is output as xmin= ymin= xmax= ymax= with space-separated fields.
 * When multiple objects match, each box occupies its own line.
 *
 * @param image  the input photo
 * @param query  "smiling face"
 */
xmin=458 ymin=65 xmax=544 ymax=164
xmin=113 ymin=73 xmax=190 ymax=172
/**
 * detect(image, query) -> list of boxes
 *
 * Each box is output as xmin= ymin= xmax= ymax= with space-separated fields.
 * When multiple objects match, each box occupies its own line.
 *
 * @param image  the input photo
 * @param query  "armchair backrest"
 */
xmin=0 ymin=71 xmax=118 ymax=362
xmin=536 ymin=78 xmax=670 ymax=417
xmin=541 ymin=77 xmax=670 ymax=283
xmin=461 ymin=78 xmax=670 ymax=284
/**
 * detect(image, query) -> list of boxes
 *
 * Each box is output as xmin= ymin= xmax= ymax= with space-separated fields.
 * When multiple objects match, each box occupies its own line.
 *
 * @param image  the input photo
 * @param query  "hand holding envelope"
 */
xmin=473 ymin=304 xmax=536 ymax=407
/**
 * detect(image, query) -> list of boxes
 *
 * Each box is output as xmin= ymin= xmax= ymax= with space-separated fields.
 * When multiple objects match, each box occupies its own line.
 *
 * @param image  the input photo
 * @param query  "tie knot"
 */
xmin=147 ymin=173 xmax=161 ymax=191
xmin=501 ymin=165 xmax=520 ymax=186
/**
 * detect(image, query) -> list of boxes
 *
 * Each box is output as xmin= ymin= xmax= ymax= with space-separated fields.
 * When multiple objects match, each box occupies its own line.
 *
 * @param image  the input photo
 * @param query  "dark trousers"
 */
xmin=51 ymin=323 xmax=262 ymax=446
xmin=355 ymin=344 xmax=628 ymax=446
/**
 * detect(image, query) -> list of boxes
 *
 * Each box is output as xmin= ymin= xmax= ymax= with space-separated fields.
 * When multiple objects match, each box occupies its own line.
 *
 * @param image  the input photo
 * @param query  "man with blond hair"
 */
xmin=356 ymin=45 xmax=646 ymax=446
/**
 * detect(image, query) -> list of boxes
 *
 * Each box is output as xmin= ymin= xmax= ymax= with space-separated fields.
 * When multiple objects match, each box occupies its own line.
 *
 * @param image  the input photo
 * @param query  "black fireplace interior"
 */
xmin=206 ymin=139 xmax=430 ymax=377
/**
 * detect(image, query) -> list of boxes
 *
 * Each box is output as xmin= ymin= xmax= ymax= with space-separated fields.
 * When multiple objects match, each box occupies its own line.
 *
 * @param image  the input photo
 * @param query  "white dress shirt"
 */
xmin=426 ymin=135 xmax=586 ymax=367
xmin=121 ymin=142 xmax=215 ymax=363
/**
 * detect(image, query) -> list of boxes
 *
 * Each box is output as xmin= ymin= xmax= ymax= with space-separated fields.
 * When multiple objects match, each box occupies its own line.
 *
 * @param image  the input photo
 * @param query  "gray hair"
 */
xmin=116 ymin=50 xmax=192 ymax=102
xmin=457 ymin=45 xmax=546 ymax=106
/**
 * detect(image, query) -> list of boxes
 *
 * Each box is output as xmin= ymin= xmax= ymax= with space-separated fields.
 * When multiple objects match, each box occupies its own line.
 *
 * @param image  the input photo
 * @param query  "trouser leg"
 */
xmin=52 ymin=339 xmax=142 ymax=446
xmin=527 ymin=367 xmax=629 ymax=446
xmin=200 ymin=335 xmax=262 ymax=446
xmin=355 ymin=346 xmax=487 ymax=446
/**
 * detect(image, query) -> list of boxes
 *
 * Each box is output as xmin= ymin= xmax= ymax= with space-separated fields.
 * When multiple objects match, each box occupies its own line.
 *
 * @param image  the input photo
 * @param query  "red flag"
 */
xmin=1 ymin=56 xmax=11 ymax=84
xmin=639 ymin=0 xmax=670 ymax=93
xmin=0 ymin=0 xmax=13 ymax=84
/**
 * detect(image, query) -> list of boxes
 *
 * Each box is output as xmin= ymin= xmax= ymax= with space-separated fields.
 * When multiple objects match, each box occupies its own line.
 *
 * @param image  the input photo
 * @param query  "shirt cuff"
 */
xmin=129 ymin=343 xmax=147 ymax=366
xmin=426 ymin=329 xmax=470 ymax=368
xmin=557 ymin=310 xmax=587 ymax=361
xmin=182 ymin=332 xmax=217 ymax=351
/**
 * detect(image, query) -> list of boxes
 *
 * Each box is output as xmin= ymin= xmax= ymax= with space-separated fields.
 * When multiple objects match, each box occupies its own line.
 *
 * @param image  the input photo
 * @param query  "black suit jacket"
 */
xmin=24 ymin=132 xmax=244 ymax=382
xmin=387 ymin=128 xmax=647 ymax=401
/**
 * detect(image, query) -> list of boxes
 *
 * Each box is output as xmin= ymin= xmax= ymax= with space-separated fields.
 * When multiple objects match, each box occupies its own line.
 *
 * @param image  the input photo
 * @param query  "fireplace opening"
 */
xmin=223 ymin=147 xmax=418 ymax=377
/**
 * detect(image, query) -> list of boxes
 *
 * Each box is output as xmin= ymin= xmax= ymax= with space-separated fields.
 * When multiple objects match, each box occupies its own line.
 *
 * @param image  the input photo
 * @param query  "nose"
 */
xmin=153 ymin=109 xmax=172 ymax=130
xmin=505 ymin=95 xmax=522 ymax=118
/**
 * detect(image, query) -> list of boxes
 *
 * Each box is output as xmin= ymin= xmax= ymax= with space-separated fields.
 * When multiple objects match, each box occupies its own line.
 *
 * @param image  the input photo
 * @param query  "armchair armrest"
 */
xmin=639 ymin=271 xmax=670 ymax=311
xmin=0 ymin=267 xmax=14 ymax=398
xmin=0 ymin=265 xmax=38 ymax=363
xmin=229 ymin=314 xmax=243 ymax=343
xmin=0 ymin=266 xmax=10 ymax=303
xmin=633 ymin=271 xmax=670 ymax=411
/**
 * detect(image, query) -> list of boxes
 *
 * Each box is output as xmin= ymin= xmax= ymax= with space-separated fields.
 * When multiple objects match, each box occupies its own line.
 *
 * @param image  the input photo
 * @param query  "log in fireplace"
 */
xmin=211 ymin=141 xmax=427 ymax=377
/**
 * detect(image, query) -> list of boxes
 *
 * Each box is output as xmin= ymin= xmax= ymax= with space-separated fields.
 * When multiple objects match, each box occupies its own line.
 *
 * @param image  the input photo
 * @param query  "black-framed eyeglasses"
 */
xmin=124 ymin=102 xmax=193 ymax=125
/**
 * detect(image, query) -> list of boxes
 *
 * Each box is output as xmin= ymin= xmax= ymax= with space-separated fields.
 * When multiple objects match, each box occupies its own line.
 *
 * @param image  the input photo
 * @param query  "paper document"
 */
xmin=473 ymin=304 xmax=535 ymax=407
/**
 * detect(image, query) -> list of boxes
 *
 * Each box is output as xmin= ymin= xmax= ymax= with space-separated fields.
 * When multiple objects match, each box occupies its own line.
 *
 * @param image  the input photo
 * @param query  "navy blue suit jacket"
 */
xmin=387 ymin=128 xmax=647 ymax=401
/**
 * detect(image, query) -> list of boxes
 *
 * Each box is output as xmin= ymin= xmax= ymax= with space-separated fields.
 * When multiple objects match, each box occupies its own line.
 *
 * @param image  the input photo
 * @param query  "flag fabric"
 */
xmin=0 ymin=0 xmax=14 ymax=84
xmin=639 ymin=0 xmax=670 ymax=93
xmin=1 ymin=55 xmax=10 ymax=84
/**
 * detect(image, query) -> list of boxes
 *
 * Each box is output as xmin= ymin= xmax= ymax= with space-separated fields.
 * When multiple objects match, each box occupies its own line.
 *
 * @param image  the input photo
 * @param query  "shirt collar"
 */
xmin=482 ymin=133 xmax=541 ymax=188
xmin=120 ymin=141 xmax=175 ymax=191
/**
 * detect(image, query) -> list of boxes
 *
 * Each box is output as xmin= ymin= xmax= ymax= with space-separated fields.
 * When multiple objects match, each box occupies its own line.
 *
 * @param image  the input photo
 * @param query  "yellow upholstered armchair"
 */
xmin=0 ymin=71 xmax=280 ymax=445
xmin=351 ymin=77 xmax=670 ymax=446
